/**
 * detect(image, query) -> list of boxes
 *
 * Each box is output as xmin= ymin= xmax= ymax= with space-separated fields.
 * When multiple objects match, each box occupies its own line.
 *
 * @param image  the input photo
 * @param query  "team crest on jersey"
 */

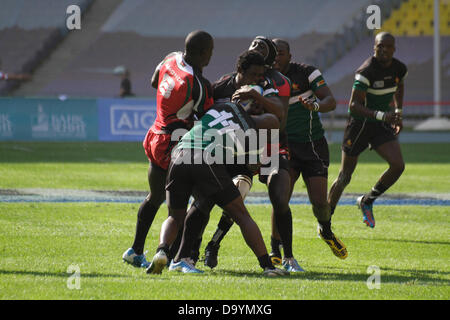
xmin=316 ymin=79 xmax=325 ymax=87
xmin=395 ymin=77 xmax=400 ymax=84
xmin=292 ymin=83 xmax=299 ymax=90
xmin=346 ymin=139 xmax=352 ymax=146
xmin=373 ymin=80 xmax=384 ymax=88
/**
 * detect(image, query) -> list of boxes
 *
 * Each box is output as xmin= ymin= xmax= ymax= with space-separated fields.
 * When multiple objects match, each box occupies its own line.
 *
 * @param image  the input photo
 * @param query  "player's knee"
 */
xmin=193 ymin=197 xmax=215 ymax=214
xmin=390 ymin=160 xmax=405 ymax=176
xmin=168 ymin=209 xmax=186 ymax=228
xmin=146 ymin=192 xmax=165 ymax=207
xmin=268 ymin=187 xmax=291 ymax=213
xmin=232 ymin=175 xmax=252 ymax=200
xmin=271 ymin=197 xmax=290 ymax=215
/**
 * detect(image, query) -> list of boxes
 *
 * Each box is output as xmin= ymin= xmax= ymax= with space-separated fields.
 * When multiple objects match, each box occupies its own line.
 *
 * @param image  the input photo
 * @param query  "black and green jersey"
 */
xmin=285 ymin=62 xmax=328 ymax=143
xmin=352 ymin=56 xmax=407 ymax=122
xmin=177 ymin=102 xmax=260 ymax=161
xmin=212 ymin=72 xmax=279 ymax=104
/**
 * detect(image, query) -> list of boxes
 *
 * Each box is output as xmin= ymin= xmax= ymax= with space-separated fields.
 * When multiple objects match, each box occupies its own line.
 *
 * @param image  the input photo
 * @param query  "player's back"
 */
xmin=153 ymin=52 xmax=213 ymax=132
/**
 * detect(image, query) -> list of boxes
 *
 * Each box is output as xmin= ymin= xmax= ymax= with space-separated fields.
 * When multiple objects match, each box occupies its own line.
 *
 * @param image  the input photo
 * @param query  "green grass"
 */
xmin=0 ymin=141 xmax=449 ymax=300
xmin=0 ymin=202 xmax=448 ymax=300
xmin=1 ymin=142 xmax=450 ymax=193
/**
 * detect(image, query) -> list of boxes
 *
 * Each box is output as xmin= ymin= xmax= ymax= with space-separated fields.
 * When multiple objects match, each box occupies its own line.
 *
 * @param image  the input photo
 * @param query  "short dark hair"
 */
xmin=185 ymin=30 xmax=213 ymax=56
xmin=272 ymin=38 xmax=290 ymax=53
xmin=237 ymin=50 xmax=265 ymax=73
xmin=375 ymin=32 xmax=395 ymax=44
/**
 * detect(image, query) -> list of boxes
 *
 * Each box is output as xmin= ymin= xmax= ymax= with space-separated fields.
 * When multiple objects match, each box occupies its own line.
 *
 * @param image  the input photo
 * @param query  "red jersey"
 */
xmin=151 ymin=52 xmax=213 ymax=133
xmin=265 ymin=68 xmax=291 ymax=98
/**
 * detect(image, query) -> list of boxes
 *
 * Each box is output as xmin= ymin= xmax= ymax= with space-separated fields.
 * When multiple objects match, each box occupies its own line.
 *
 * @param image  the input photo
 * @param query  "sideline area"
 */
xmin=1 ymin=188 xmax=449 ymax=206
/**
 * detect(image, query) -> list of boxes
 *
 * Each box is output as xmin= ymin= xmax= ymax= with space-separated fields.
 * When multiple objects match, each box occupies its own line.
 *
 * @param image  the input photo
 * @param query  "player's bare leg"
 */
xmin=269 ymin=167 xmax=300 ymax=265
xmin=147 ymin=207 xmax=189 ymax=274
xmin=219 ymin=196 xmax=288 ymax=276
xmin=374 ymin=140 xmax=405 ymax=190
xmin=305 ymin=176 xmax=347 ymax=259
xmin=132 ymin=164 xmax=166 ymax=252
xmin=328 ymin=151 xmax=358 ymax=216
xmin=357 ymin=140 xmax=405 ymax=227
xmin=267 ymin=169 xmax=304 ymax=272
xmin=123 ymin=163 xmax=167 ymax=268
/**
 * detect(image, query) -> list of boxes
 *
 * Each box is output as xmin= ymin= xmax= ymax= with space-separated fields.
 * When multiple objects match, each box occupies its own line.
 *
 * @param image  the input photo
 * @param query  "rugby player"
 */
xmin=202 ymin=37 xmax=304 ymax=273
xmin=122 ymin=30 xmax=214 ymax=268
xmin=273 ymin=38 xmax=347 ymax=259
xmin=169 ymin=50 xmax=267 ymax=270
xmin=146 ymin=100 xmax=289 ymax=277
xmin=328 ymin=32 xmax=407 ymax=228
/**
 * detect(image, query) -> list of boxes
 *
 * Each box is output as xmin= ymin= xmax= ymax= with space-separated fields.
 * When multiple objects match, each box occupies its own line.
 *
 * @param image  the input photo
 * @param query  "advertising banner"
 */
xmin=97 ymin=98 xmax=156 ymax=141
xmin=0 ymin=98 xmax=98 ymax=141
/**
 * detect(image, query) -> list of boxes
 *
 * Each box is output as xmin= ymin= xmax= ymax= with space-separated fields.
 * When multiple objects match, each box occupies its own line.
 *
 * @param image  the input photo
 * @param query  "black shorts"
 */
xmin=258 ymin=153 xmax=290 ymax=184
xmin=226 ymin=164 xmax=254 ymax=179
xmin=165 ymin=149 xmax=241 ymax=210
xmin=342 ymin=117 xmax=397 ymax=157
xmin=289 ymin=136 xmax=329 ymax=179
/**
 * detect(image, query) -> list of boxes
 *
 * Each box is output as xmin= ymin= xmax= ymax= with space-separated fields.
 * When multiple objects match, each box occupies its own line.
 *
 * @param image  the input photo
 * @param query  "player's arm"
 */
xmin=151 ymin=68 xmax=159 ymax=89
xmin=251 ymin=112 xmax=280 ymax=130
xmin=232 ymin=87 xmax=284 ymax=120
xmin=349 ymin=88 xmax=398 ymax=124
xmin=392 ymin=81 xmax=404 ymax=134
xmin=300 ymin=85 xmax=336 ymax=113
xmin=350 ymin=71 xmax=399 ymax=124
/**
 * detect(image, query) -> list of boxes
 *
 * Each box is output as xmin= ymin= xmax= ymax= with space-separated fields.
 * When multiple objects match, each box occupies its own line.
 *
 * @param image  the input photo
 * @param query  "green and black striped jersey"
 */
xmin=285 ymin=62 xmax=328 ymax=143
xmin=352 ymin=56 xmax=407 ymax=121
xmin=177 ymin=102 xmax=260 ymax=161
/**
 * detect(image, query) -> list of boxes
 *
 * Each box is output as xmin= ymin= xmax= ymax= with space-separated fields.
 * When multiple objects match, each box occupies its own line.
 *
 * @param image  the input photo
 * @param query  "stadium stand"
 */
xmin=0 ymin=0 xmax=92 ymax=95
xmin=10 ymin=0 xmax=373 ymax=98
xmin=380 ymin=0 xmax=450 ymax=36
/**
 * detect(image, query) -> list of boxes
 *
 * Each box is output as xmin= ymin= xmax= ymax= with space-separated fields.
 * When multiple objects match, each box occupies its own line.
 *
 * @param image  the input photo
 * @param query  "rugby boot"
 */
xmin=204 ymin=242 xmax=220 ymax=269
xmin=146 ymin=249 xmax=168 ymax=274
xmin=318 ymin=225 xmax=348 ymax=259
xmin=169 ymin=259 xmax=204 ymax=274
xmin=357 ymin=195 xmax=375 ymax=228
xmin=263 ymin=267 xmax=290 ymax=277
xmin=122 ymin=248 xmax=150 ymax=268
xmin=282 ymin=257 xmax=305 ymax=272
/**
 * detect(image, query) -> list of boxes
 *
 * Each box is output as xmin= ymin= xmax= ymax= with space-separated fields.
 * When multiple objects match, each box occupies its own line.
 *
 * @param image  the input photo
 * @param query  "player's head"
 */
xmin=185 ymin=30 xmax=214 ymax=68
xmin=272 ymin=38 xmax=291 ymax=72
xmin=249 ymin=36 xmax=277 ymax=67
xmin=236 ymin=50 xmax=265 ymax=86
xmin=374 ymin=32 xmax=395 ymax=64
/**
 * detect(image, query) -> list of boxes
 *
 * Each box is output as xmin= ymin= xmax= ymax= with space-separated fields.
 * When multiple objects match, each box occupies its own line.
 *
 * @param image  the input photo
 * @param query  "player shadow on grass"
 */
xmin=208 ymin=268 xmax=450 ymax=285
xmin=367 ymin=237 xmax=450 ymax=246
xmin=0 ymin=269 xmax=129 ymax=278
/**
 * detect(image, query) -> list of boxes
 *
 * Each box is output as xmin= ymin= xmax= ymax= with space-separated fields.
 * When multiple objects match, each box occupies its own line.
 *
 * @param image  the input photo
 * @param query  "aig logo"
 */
xmin=110 ymin=105 xmax=156 ymax=135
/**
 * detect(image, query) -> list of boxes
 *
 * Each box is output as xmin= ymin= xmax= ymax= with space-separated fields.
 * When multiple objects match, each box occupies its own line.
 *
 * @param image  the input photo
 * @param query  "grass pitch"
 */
xmin=0 ymin=141 xmax=449 ymax=300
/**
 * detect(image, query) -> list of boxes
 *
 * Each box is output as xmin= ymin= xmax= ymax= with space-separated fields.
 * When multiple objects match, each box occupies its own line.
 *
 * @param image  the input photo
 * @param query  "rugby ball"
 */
xmin=240 ymin=85 xmax=263 ymax=109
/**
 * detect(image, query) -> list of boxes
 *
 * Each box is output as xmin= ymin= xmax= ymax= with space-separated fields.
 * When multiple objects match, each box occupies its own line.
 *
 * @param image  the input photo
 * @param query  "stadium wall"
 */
xmin=0 ymin=97 xmax=156 ymax=142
